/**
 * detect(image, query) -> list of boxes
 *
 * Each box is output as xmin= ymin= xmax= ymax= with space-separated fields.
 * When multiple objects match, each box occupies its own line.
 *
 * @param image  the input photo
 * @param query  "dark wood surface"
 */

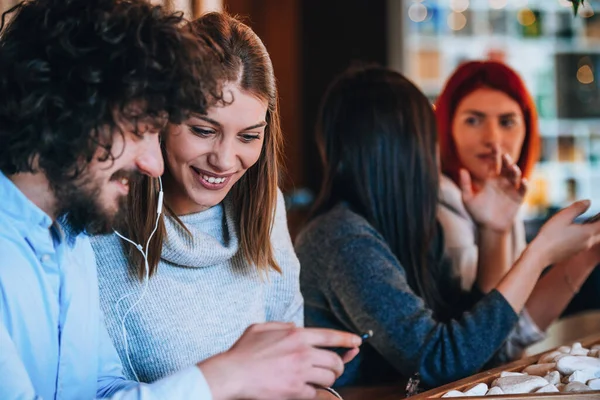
xmin=411 ymin=332 xmax=600 ymax=399
xmin=337 ymin=385 xmax=404 ymax=400
xmin=336 ymin=385 xmax=600 ymax=400
xmin=336 ymin=328 xmax=600 ymax=399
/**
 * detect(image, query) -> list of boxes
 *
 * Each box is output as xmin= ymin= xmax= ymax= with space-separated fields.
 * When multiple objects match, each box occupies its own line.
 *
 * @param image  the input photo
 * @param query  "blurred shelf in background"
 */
xmin=392 ymin=0 xmax=600 ymax=222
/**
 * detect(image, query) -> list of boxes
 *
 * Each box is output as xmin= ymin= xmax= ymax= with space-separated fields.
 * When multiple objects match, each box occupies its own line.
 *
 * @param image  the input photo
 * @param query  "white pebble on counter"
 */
xmin=463 ymin=383 xmax=487 ymax=396
xmin=564 ymin=381 xmax=593 ymax=392
xmin=440 ymin=341 xmax=600 ymax=397
xmin=558 ymin=346 xmax=572 ymax=354
xmin=557 ymin=356 xmax=600 ymax=375
xmin=486 ymin=386 xmax=504 ymax=395
xmin=522 ymin=362 xmax=556 ymax=376
xmin=491 ymin=375 xmax=549 ymax=394
xmin=567 ymin=369 xmax=598 ymax=384
xmin=543 ymin=371 xmax=561 ymax=385
xmin=535 ymin=384 xmax=559 ymax=393
xmin=441 ymin=389 xmax=464 ymax=397
xmin=538 ymin=351 xmax=562 ymax=364
xmin=499 ymin=371 xmax=525 ymax=377
xmin=588 ymin=378 xmax=600 ymax=390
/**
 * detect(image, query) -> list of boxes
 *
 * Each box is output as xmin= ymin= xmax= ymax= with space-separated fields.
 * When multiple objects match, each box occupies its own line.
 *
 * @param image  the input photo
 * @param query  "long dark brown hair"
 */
xmin=122 ymin=12 xmax=283 ymax=278
xmin=312 ymin=65 xmax=454 ymax=319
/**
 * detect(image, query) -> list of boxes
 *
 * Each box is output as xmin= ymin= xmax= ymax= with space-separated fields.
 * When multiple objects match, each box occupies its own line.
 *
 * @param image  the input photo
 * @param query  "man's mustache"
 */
xmin=109 ymin=169 xmax=144 ymax=186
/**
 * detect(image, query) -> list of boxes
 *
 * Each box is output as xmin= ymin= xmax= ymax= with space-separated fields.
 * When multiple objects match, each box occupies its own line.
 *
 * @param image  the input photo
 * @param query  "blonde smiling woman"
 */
xmin=92 ymin=12 xmax=359 ymax=400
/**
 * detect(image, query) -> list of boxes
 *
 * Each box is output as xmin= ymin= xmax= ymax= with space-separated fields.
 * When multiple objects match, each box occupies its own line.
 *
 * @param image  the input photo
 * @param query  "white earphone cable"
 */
xmin=113 ymin=176 xmax=163 ymax=382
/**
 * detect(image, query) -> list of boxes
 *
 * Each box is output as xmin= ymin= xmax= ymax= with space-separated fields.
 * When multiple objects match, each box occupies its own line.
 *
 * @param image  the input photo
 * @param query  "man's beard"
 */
xmin=52 ymin=170 xmax=138 ymax=236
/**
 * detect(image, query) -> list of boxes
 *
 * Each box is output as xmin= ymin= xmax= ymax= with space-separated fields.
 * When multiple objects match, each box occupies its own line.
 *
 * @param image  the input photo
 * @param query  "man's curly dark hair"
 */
xmin=0 ymin=0 xmax=222 ymax=183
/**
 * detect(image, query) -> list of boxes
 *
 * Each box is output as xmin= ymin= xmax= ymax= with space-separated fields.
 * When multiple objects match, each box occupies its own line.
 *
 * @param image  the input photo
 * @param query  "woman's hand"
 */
xmin=461 ymin=154 xmax=527 ymax=233
xmin=524 ymin=229 xmax=600 ymax=331
xmin=555 ymin=241 xmax=600 ymax=277
xmin=198 ymin=322 xmax=361 ymax=400
xmin=313 ymin=388 xmax=343 ymax=400
xmin=496 ymin=201 xmax=600 ymax=316
xmin=530 ymin=200 xmax=600 ymax=269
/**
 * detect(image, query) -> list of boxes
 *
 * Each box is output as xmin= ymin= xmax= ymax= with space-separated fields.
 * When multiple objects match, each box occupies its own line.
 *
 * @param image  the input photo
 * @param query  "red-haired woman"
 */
xmin=436 ymin=60 xmax=599 ymax=361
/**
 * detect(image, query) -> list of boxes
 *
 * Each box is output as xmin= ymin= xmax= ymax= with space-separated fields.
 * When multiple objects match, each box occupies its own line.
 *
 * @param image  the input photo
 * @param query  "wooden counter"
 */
xmin=410 ymin=333 xmax=600 ymax=399
xmin=337 ymin=384 xmax=405 ymax=400
xmin=337 ymin=320 xmax=600 ymax=400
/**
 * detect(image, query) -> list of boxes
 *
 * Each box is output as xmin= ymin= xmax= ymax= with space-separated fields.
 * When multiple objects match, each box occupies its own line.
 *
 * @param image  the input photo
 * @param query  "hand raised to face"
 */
xmin=460 ymin=153 xmax=527 ymax=233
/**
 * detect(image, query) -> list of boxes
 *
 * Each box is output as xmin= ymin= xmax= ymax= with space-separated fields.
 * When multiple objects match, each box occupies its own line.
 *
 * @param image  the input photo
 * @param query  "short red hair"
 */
xmin=435 ymin=60 xmax=540 ymax=184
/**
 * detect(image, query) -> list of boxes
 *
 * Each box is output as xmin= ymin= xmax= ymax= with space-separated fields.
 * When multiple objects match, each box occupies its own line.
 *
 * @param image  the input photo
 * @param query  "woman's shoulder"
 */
xmin=437 ymin=174 xmax=476 ymax=240
xmin=303 ymin=203 xmax=379 ymax=238
xmin=438 ymin=174 xmax=468 ymax=216
xmin=296 ymin=204 xmax=409 ymax=287
xmin=90 ymin=232 xmax=122 ymax=252
xmin=295 ymin=203 xmax=389 ymax=263
xmin=89 ymin=233 xmax=128 ymax=269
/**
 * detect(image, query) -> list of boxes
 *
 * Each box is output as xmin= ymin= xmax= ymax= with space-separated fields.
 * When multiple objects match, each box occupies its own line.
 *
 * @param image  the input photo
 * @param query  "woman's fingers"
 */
xmin=341 ymin=347 xmax=360 ymax=364
xmin=555 ymin=200 xmax=591 ymax=223
xmin=459 ymin=168 xmax=474 ymax=202
xmin=500 ymin=153 xmax=522 ymax=190
xmin=518 ymin=178 xmax=528 ymax=197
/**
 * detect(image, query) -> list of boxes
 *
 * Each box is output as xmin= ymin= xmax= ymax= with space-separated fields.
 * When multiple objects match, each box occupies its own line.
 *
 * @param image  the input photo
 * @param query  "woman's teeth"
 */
xmin=202 ymin=175 xmax=226 ymax=184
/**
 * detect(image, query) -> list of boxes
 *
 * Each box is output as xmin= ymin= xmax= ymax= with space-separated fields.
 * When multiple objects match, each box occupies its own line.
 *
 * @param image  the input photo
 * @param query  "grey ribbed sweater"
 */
xmin=91 ymin=189 xmax=303 ymax=382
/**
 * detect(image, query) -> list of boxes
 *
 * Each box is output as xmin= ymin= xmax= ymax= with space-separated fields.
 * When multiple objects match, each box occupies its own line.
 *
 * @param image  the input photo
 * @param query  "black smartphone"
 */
xmin=326 ymin=330 xmax=373 ymax=357
xmin=584 ymin=212 xmax=600 ymax=224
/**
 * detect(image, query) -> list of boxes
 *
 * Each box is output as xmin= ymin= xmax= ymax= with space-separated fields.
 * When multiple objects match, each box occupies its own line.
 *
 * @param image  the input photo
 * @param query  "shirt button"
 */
xmin=41 ymin=254 xmax=51 ymax=263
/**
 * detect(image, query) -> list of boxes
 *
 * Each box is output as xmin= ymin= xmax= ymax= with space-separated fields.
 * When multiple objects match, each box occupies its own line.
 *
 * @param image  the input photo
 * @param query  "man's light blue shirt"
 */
xmin=0 ymin=172 xmax=212 ymax=399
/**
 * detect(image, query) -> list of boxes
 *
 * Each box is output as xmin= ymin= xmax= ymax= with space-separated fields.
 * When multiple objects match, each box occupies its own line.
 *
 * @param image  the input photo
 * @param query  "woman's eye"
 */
xmin=240 ymin=133 xmax=261 ymax=142
xmin=465 ymin=116 xmax=480 ymax=126
xmin=500 ymin=118 xmax=516 ymax=128
xmin=189 ymin=126 xmax=215 ymax=137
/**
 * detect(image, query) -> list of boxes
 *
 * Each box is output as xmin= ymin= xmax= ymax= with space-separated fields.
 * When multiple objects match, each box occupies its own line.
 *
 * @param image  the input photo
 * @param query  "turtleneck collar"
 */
xmin=161 ymin=198 xmax=240 ymax=268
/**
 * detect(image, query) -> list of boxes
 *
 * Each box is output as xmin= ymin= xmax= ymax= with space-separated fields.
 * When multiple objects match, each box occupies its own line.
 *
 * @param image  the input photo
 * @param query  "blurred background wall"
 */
xmin=3 ymin=0 xmax=599 ymax=239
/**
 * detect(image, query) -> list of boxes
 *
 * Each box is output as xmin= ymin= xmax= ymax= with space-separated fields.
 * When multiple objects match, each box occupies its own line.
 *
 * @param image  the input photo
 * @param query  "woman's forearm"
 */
xmin=526 ymin=258 xmax=596 ymax=331
xmin=495 ymin=240 xmax=549 ymax=313
xmin=476 ymin=228 xmax=512 ymax=293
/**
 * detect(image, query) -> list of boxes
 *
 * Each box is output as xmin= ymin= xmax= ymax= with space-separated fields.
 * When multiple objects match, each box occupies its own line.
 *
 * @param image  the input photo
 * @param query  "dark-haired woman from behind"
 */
xmin=295 ymin=65 xmax=600 ymax=389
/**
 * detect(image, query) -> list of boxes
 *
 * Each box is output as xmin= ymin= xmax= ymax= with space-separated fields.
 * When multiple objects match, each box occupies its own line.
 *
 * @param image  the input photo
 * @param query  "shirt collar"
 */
xmin=57 ymin=215 xmax=80 ymax=247
xmin=0 ymin=172 xmax=81 ymax=247
xmin=0 ymin=171 xmax=53 ymax=230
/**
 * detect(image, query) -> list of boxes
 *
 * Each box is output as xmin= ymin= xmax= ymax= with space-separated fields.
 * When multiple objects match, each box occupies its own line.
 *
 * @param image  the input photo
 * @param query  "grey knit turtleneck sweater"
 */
xmin=91 ymin=189 xmax=303 ymax=383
